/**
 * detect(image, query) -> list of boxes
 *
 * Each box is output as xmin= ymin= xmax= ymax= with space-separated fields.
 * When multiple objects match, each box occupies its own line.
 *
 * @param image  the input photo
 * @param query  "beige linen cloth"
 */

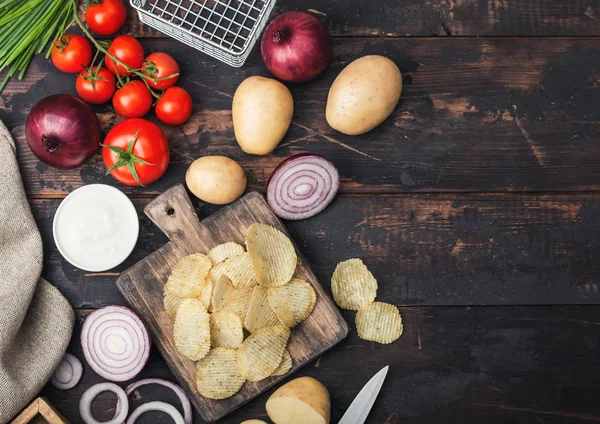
xmin=0 ymin=121 xmax=74 ymax=423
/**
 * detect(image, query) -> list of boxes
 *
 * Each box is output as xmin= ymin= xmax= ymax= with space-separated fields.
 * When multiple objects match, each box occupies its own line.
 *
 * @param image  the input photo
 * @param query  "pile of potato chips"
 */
xmin=164 ymin=223 xmax=317 ymax=399
xmin=331 ymin=258 xmax=403 ymax=344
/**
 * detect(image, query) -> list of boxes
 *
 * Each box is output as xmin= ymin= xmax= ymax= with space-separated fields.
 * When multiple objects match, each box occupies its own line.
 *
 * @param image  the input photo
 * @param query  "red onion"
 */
xmin=25 ymin=94 xmax=101 ymax=169
xmin=50 ymin=353 xmax=82 ymax=390
xmin=261 ymin=11 xmax=332 ymax=83
xmin=267 ymin=153 xmax=340 ymax=220
xmin=126 ymin=401 xmax=184 ymax=424
xmin=81 ymin=305 xmax=151 ymax=382
xmin=79 ymin=382 xmax=129 ymax=424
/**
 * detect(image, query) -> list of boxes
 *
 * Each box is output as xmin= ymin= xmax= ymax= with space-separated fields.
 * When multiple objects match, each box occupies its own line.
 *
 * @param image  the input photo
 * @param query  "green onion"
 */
xmin=0 ymin=0 xmax=74 ymax=93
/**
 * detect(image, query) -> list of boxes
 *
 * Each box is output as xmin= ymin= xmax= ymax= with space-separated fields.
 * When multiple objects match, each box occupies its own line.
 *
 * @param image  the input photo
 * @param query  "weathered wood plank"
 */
xmin=2 ymin=37 xmax=599 ymax=197
xmin=32 ymin=193 xmax=600 ymax=308
xmin=39 ymin=306 xmax=600 ymax=423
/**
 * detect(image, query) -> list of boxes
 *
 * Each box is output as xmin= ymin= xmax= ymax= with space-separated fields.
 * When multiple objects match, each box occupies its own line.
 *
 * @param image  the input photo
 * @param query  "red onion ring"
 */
xmin=126 ymin=401 xmax=184 ymax=424
xmin=267 ymin=154 xmax=340 ymax=220
xmin=81 ymin=306 xmax=151 ymax=382
xmin=50 ymin=353 xmax=83 ymax=390
xmin=79 ymin=382 xmax=129 ymax=424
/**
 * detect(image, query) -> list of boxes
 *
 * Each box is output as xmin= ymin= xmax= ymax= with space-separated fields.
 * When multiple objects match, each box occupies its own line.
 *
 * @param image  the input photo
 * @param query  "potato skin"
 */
xmin=266 ymin=376 xmax=331 ymax=424
xmin=186 ymin=156 xmax=246 ymax=205
xmin=232 ymin=76 xmax=293 ymax=155
xmin=326 ymin=55 xmax=402 ymax=135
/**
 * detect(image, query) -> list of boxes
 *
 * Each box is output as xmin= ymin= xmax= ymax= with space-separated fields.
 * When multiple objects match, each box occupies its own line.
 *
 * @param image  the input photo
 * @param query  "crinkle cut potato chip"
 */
xmin=208 ymin=242 xmax=245 ymax=265
xmin=222 ymin=252 xmax=258 ymax=289
xmin=245 ymin=285 xmax=281 ymax=333
xmin=356 ymin=301 xmax=403 ymax=344
xmin=163 ymin=290 xmax=183 ymax=319
xmin=198 ymin=277 xmax=214 ymax=310
xmin=236 ymin=325 xmax=290 ymax=381
xmin=196 ymin=347 xmax=246 ymax=399
xmin=211 ymin=275 xmax=236 ymax=312
xmin=221 ymin=286 xmax=254 ymax=321
xmin=270 ymin=349 xmax=292 ymax=377
xmin=174 ymin=298 xmax=211 ymax=361
xmin=246 ymin=223 xmax=297 ymax=287
xmin=331 ymin=258 xmax=377 ymax=310
xmin=166 ymin=253 xmax=213 ymax=298
xmin=210 ymin=310 xmax=244 ymax=348
xmin=267 ymin=278 xmax=316 ymax=327
xmin=209 ymin=260 xmax=228 ymax=284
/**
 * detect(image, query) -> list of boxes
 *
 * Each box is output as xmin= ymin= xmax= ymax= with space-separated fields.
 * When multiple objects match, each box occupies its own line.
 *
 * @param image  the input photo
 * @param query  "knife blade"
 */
xmin=338 ymin=366 xmax=389 ymax=424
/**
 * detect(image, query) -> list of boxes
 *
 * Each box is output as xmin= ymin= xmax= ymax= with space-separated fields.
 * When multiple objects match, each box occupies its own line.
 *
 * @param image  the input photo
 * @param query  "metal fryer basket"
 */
xmin=130 ymin=0 xmax=276 ymax=67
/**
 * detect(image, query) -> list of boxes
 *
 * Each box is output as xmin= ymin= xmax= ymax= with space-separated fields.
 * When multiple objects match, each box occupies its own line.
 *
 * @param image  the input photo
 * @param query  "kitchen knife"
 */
xmin=338 ymin=365 xmax=389 ymax=424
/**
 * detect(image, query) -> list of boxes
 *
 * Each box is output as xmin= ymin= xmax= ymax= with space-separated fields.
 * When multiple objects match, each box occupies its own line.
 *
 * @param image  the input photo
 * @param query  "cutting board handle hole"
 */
xmin=166 ymin=207 xmax=175 ymax=216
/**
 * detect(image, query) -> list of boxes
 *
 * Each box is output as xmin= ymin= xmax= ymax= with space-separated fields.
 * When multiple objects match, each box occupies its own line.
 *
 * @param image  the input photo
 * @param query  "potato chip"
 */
xmin=267 ymin=278 xmax=316 ymax=327
xmin=221 ymin=287 xmax=254 ymax=321
xmin=210 ymin=310 xmax=244 ymax=348
xmin=208 ymin=242 xmax=245 ymax=264
xmin=221 ymin=253 xmax=258 ymax=289
xmin=196 ymin=347 xmax=245 ymax=399
xmin=356 ymin=301 xmax=403 ymax=344
xmin=174 ymin=299 xmax=211 ymax=361
xmin=198 ymin=277 xmax=214 ymax=310
xmin=211 ymin=275 xmax=236 ymax=312
xmin=246 ymin=223 xmax=297 ymax=287
xmin=270 ymin=349 xmax=292 ymax=377
xmin=163 ymin=290 xmax=183 ymax=319
xmin=331 ymin=258 xmax=377 ymax=310
xmin=208 ymin=260 xmax=228 ymax=284
xmin=236 ymin=325 xmax=290 ymax=381
xmin=245 ymin=286 xmax=281 ymax=333
xmin=166 ymin=253 xmax=213 ymax=298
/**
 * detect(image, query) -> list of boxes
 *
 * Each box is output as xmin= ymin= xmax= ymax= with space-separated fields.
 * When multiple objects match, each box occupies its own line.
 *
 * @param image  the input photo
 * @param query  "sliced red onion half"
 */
xmin=267 ymin=153 xmax=340 ymax=220
xmin=50 ymin=352 xmax=83 ymax=390
xmin=126 ymin=401 xmax=184 ymax=424
xmin=81 ymin=305 xmax=151 ymax=382
xmin=80 ymin=382 xmax=129 ymax=424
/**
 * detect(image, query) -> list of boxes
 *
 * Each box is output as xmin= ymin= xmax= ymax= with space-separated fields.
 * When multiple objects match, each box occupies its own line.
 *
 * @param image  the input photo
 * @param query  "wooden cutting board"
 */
xmin=116 ymin=185 xmax=348 ymax=422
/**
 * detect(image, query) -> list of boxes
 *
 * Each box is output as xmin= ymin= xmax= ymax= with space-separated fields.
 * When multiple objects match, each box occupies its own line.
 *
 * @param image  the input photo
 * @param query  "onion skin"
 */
xmin=25 ymin=94 xmax=101 ymax=169
xmin=261 ymin=11 xmax=332 ymax=83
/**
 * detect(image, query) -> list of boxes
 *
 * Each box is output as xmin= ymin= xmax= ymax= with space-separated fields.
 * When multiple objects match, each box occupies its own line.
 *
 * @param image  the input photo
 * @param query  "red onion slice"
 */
xmin=267 ymin=154 xmax=340 ymax=220
xmin=79 ymin=382 xmax=129 ymax=424
xmin=50 ymin=353 xmax=83 ymax=390
xmin=126 ymin=401 xmax=184 ymax=424
xmin=81 ymin=306 xmax=151 ymax=382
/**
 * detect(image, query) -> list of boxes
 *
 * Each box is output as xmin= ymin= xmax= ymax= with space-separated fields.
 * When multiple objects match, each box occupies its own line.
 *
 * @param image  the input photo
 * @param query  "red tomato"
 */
xmin=105 ymin=36 xmax=144 ymax=77
xmin=51 ymin=35 xmax=93 ymax=73
xmin=85 ymin=0 xmax=127 ymax=36
xmin=102 ymin=118 xmax=170 ymax=186
xmin=141 ymin=52 xmax=180 ymax=90
xmin=76 ymin=66 xmax=116 ymax=104
xmin=112 ymin=80 xmax=153 ymax=118
xmin=155 ymin=87 xmax=193 ymax=125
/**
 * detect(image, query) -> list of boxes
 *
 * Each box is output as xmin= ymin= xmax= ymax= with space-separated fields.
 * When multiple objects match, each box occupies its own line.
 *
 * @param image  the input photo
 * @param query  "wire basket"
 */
xmin=130 ymin=0 xmax=276 ymax=67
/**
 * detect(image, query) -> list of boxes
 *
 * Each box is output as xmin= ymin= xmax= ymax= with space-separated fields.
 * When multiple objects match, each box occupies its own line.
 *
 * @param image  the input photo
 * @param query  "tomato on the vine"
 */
xmin=102 ymin=118 xmax=170 ymax=186
xmin=85 ymin=0 xmax=127 ymax=36
xmin=76 ymin=66 xmax=116 ymax=104
xmin=112 ymin=80 xmax=152 ymax=118
xmin=141 ymin=52 xmax=179 ymax=90
xmin=155 ymin=87 xmax=193 ymax=125
xmin=51 ymin=35 xmax=93 ymax=73
xmin=105 ymin=35 xmax=144 ymax=77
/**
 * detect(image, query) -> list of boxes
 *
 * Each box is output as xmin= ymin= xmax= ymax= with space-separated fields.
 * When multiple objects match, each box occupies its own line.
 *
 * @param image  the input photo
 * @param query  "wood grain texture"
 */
xmin=40 ymin=306 xmax=600 ymax=423
xmin=115 ymin=186 xmax=348 ymax=421
xmin=10 ymin=398 xmax=68 ymax=424
xmin=3 ymin=38 xmax=599 ymax=197
xmin=32 ymin=193 xmax=600 ymax=308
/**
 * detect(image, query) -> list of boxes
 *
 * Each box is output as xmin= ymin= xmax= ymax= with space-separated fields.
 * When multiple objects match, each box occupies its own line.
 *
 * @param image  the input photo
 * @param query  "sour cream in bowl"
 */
xmin=53 ymin=184 xmax=139 ymax=272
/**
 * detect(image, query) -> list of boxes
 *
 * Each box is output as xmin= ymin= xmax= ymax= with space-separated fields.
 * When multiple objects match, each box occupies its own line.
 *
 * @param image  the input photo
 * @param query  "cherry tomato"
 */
xmin=76 ymin=66 xmax=116 ymax=104
xmin=85 ymin=0 xmax=127 ymax=36
xmin=141 ymin=52 xmax=180 ymax=90
xmin=155 ymin=87 xmax=193 ymax=125
xmin=51 ymin=35 xmax=93 ymax=73
xmin=112 ymin=80 xmax=153 ymax=118
xmin=105 ymin=36 xmax=144 ymax=77
xmin=102 ymin=118 xmax=170 ymax=186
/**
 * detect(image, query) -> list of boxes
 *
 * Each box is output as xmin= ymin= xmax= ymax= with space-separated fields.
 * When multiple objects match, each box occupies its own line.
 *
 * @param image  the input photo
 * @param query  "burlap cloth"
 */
xmin=0 ymin=121 xmax=74 ymax=423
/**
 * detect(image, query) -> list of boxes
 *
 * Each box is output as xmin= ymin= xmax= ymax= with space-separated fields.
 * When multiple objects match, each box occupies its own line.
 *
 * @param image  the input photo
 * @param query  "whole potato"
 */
xmin=266 ymin=376 xmax=330 ymax=424
xmin=186 ymin=156 xmax=246 ymax=205
xmin=326 ymin=55 xmax=402 ymax=135
xmin=232 ymin=76 xmax=293 ymax=155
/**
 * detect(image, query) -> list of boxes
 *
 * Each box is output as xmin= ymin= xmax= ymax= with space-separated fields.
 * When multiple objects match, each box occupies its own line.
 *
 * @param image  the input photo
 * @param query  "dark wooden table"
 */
xmin=2 ymin=1 xmax=600 ymax=422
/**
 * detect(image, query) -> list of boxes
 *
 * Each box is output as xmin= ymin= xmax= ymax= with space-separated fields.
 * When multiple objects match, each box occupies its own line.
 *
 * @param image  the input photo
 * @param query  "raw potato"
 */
xmin=232 ymin=76 xmax=293 ymax=155
xmin=186 ymin=156 xmax=246 ymax=205
xmin=241 ymin=421 xmax=268 ymax=424
xmin=356 ymin=301 xmax=403 ymax=344
xmin=268 ymin=278 xmax=316 ymax=327
xmin=246 ymin=223 xmax=297 ymax=287
xmin=196 ymin=347 xmax=245 ymax=399
xmin=236 ymin=325 xmax=290 ymax=381
xmin=326 ymin=55 xmax=402 ymax=135
xmin=266 ymin=377 xmax=331 ymax=424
